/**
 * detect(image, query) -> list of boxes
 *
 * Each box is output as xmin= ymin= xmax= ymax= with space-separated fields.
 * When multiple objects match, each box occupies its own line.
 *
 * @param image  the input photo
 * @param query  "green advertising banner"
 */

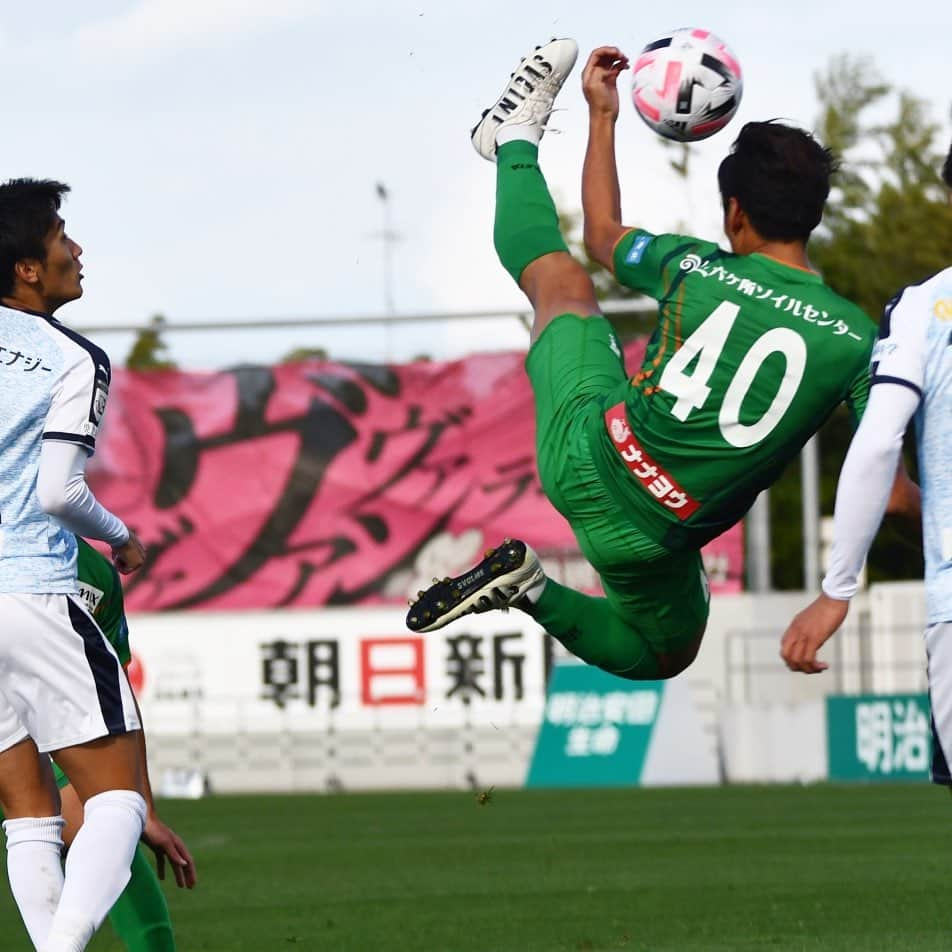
xmin=827 ymin=694 xmax=931 ymax=782
xmin=525 ymin=664 xmax=664 ymax=788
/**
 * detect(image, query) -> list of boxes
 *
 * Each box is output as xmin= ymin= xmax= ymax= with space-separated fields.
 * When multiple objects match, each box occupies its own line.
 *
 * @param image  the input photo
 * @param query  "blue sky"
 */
xmin=1 ymin=0 xmax=948 ymax=367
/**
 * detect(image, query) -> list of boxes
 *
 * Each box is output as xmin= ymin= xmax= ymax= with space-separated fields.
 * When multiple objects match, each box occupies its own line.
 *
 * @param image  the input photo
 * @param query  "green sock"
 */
xmin=108 ymin=846 xmax=176 ymax=952
xmin=493 ymin=139 xmax=569 ymax=283
xmin=526 ymin=579 xmax=661 ymax=680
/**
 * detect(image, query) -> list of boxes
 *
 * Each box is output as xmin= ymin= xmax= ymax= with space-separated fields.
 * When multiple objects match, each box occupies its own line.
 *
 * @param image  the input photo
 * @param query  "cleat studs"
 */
xmin=436 ymin=601 xmax=445 ymax=610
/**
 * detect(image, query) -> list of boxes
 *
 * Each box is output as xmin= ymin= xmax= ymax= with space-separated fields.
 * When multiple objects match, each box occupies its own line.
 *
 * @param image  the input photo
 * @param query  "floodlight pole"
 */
xmin=801 ymin=435 xmax=821 ymax=592
xmin=746 ymin=490 xmax=772 ymax=592
xmin=375 ymin=182 xmax=397 ymax=315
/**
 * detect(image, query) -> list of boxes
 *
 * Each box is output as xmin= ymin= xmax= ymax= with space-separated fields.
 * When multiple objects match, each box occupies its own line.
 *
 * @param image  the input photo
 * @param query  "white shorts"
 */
xmin=0 ymin=593 xmax=140 ymax=754
xmin=925 ymin=621 xmax=952 ymax=785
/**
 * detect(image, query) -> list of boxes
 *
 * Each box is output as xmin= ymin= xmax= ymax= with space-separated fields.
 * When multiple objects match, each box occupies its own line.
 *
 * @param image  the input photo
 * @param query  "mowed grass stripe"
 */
xmin=0 ymin=785 xmax=948 ymax=951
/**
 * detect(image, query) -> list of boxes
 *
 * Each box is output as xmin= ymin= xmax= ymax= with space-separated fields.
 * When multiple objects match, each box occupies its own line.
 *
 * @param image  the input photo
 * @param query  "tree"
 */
xmin=768 ymin=55 xmax=951 ymax=588
xmin=125 ymin=314 xmax=177 ymax=371
xmin=279 ymin=346 xmax=329 ymax=363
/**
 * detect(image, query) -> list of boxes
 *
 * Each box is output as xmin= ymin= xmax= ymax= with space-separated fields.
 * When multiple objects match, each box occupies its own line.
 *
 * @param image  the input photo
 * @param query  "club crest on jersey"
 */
xmin=610 ymin=417 xmax=631 ymax=443
xmin=679 ymin=253 xmax=703 ymax=273
xmin=934 ymin=299 xmax=952 ymax=321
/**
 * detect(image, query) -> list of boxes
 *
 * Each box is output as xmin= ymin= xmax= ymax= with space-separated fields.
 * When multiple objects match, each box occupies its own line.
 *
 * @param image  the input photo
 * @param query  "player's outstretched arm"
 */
xmin=885 ymin=460 xmax=921 ymax=522
xmin=781 ymin=383 xmax=919 ymax=673
xmin=780 ymin=594 xmax=847 ymax=674
xmin=36 ymin=440 xmax=147 ymax=574
xmin=113 ymin=530 xmax=146 ymax=575
xmin=131 ymin=693 xmax=197 ymax=889
xmin=581 ymin=46 xmax=631 ymax=270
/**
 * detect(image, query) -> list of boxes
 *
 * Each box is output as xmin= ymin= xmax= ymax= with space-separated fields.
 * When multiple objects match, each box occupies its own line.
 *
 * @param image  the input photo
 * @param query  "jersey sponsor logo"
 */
xmin=934 ymin=299 xmax=952 ymax=321
xmin=603 ymin=403 xmax=700 ymax=520
xmin=625 ymin=234 xmax=652 ymax=266
xmin=78 ymin=581 xmax=104 ymax=615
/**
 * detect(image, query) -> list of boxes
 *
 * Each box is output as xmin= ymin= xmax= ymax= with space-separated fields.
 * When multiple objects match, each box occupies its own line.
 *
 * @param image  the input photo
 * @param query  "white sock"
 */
xmin=525 ymin=576 xmax=547 ymax=604
xmin=43 ymin=790 xmax=146 ymax=952
xmin=496 ymin=121 xmax=542 ymax=148
xmin=2 ymin=816 xmax=65 ymax=949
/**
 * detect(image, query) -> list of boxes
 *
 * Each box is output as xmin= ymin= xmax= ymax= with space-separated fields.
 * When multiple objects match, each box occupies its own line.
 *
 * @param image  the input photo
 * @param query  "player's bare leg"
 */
xmin=0 ymin=737 xmax=61 ymax=818
xmin=57 ymin=779 xmax=179 ymax=952
xmin=0 ymin=738 xmax=66 ymax=949
xmin=408 ymin=39 xmax=709 ymax=682
xmin=52 ymin=732 xmax=142 ymax=803
xmin=41 ymin=732 xmax=146 ymax=951
xmin=519 ymin=251 xmax=601 ymax=343
xmin=470 ymin=38 xmax=601 ymax=341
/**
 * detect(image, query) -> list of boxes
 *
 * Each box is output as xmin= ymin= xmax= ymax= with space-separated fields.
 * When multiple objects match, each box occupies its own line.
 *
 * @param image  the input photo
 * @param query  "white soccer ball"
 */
xmin=632 ymin=28 xmax=743 ymax=142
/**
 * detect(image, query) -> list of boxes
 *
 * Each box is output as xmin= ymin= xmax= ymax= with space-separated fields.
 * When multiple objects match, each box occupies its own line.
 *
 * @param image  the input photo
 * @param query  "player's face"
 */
xmin=37 ymin=216 xmax=84 ymax=310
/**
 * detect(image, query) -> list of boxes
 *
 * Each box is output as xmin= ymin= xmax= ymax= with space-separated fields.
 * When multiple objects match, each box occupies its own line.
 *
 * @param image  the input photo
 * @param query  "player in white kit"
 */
xmin=780 ymin=144 xmax=952 ymax=784
xmin=0 ymin=179 xmax=149 ymax=950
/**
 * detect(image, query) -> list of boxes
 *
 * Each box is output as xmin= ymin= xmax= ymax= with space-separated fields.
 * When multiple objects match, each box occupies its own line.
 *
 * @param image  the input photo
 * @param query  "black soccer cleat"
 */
xmin=406 ymin=539 xmax=544 ymax=633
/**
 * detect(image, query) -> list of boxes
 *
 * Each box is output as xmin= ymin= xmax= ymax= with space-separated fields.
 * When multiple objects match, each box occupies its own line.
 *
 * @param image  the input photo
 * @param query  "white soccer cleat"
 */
xmin=470 ymin=38 xmax=579 ymax=162
xmin=406 ymin=539 xmax=545 ymax=633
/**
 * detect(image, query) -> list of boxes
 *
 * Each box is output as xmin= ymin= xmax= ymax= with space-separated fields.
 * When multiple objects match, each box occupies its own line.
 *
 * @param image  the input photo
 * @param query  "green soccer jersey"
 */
xmin=589 ymin=229 xmax=876 ymax=552
xmin=76 ymin=536 xmax=131 ymax=666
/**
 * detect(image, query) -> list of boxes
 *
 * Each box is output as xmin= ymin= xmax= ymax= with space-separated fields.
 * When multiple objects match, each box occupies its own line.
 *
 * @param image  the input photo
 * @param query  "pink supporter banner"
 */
xmin=89 ymin=341 xmax=743 ymax=611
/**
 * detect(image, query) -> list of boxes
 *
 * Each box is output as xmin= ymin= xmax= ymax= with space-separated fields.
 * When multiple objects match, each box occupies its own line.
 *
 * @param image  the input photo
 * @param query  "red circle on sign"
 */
xmin=127 ymin=653 xmax=145 ymax=695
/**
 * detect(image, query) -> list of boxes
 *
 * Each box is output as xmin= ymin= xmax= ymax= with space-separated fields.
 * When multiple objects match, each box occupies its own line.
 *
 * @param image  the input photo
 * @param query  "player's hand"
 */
xmin=112 ymin=530 xmax=146 ymax=575
xmin=780 ymin=593 xmax=849 ymax=674
xmin=143 ymin=813 xmax=197 ymax=889
xmin=582 ymin=46 xmax=630 ymax=121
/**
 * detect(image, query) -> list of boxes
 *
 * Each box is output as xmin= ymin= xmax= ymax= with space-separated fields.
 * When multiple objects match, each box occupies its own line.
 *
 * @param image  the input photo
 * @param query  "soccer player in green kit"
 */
xmin=3 ymin=538 xmax=196 ymax=951
xmin=407 ymin=40 xmax=919 ymax=679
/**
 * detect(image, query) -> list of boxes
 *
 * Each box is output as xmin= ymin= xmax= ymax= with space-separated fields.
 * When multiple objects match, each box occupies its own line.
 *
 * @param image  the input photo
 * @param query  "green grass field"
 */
xmin=2 ymin=785 xmax=951 ymax=951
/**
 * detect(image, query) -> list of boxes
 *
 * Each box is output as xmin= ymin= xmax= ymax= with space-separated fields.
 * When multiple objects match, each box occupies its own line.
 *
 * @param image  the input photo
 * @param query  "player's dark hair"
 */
xmin=0 ymin=178 xmax=71 ymax=298
xmin=718 ymin=122 xmax=836 ymax=242
xmin=942 ymin=140 xmax=952 ymax=189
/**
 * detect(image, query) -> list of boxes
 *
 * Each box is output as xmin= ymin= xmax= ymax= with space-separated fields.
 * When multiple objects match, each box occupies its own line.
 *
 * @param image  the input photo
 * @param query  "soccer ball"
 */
xmin=631 ymin=28 xmax=742 ymax=142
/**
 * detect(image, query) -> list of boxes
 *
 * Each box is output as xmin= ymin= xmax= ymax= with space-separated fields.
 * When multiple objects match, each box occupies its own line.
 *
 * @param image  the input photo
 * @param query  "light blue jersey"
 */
xmin=872 ymin=267 xmax=952 ymax=623
xmin=0 ymin=305 xmax=111 ymax=593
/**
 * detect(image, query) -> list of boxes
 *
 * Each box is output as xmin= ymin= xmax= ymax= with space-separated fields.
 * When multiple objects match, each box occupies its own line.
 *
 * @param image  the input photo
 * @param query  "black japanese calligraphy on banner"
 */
xmin=88 ymin=345 xmax=743 ymax=611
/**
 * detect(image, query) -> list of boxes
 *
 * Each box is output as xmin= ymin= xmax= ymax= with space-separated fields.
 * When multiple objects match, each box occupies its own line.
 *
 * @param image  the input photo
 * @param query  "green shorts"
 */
xmin=53 ymin=761 xmax=70 ymax=790
xmin=525 ymin=313 xmax=709 ymax=652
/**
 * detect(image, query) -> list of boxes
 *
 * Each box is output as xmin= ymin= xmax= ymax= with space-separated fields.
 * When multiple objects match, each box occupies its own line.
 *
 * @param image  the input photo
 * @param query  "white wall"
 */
xmin=127 ymin=580 xmax=929 ymax=791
